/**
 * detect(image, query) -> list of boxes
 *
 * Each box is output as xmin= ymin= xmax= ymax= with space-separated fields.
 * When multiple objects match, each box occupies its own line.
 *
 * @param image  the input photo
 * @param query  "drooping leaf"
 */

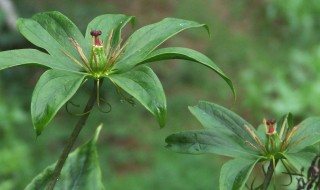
xmin=165 ymin=129 xmax=259 ymax=158
xmin=17 ymin=12 xmax=85 ymax=71
xmin=140 ymin=47 xmax=235 ymax=99
xmin=219 ymin=158 xmax=260 ymax=190
xmin=0 ymin=49 xmax=77 ymax=71
xmin=31 ymin=69 xmax=86 ymax=135
xmin=85 ymin=14 xmax=135 ymax=49
xmin=113 ymin=18 xmax=209 ymax=72
xmin=25 ymin=125 xmax=104 ymax=190
xmin=189 ymin=101 xmax=258 ymax=146
xmin=287 ymin=117 xmax=320 ymax=153
xmin=109 ymin=66 xmax=166 ymax=127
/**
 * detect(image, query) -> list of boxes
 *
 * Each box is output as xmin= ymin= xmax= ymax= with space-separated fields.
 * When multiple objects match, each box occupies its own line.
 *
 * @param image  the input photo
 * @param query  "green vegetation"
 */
xmin=0 ymin=0 xmax=320 ymax=189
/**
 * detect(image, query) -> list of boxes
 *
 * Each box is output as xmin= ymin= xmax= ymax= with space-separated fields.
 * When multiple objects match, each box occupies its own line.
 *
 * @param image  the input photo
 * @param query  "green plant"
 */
xmin=166 ymin=101 xmax=320 ymax=189
xmin=296 ymin=156 xmax=320 ymax=189
xmin=0 ymin=11 xmax=234 ymax=189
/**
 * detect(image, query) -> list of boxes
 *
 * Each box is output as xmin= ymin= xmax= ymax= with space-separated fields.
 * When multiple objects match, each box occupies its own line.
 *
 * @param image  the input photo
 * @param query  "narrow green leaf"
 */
xmin=278 ymin=112 xmax=293 ymax=133
xmin=0 ymin=49 xmax=78 ymax=71
xmin=287 ymin=117 xmax=320 ymax=153
xmin=31 ymin=70 xmax=86 ymax=135
xmin=165 ymin=129 xmax=259 ymax=158
xmin=220 ymin=158 xmax=260 ymax=190
xmin=109 ymin=66 xmax=167 ymax=127
xmin=287 ymin=113 xmax=294 ymax=129
xmin=114 ymin=18 xmax=209 ymax=72
xmin=189 ymin=101 xmax=258 ymax=146
xmin=140 ymin=47 xmax=235 ymax=99
xmin=85 ymin=14 xmax=135 ymax=48
xmin=25 ymin=124 xmax=105 ymax=190
xmin=17 ymin=12 xmax=85 ymax=71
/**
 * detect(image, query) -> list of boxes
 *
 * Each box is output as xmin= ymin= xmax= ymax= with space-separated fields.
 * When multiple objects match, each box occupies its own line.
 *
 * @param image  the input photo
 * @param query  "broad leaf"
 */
xmin=85 ymin=14 xmax=135 ymax=49
xmin=220 ymin=158 xmax=260 ymax=190
xmin=166 ymin=129 xmax=259 ymax=158
xmin=189 ymin=101 xmax=258 ymax=146
xmin=25 ymin=125 xmax=104 ymax=190
xmin=287 ymin=117 xmax=320 ymax=153
xmin=114 ymin=18 xmax=209 ymax=72
xmin=141 ymin=47 xmax=235 ymax=98
xmin=31 ymin=70 xmax=86 ymax=135
xmin=0 ymin=49 xmax=77 ymax=71
xmin=109 ymin=66 xmax=166 ymax=127
xmin=282 ymin=151 xmax=317 ymax=176
xmin=17 ymin=12 xmax=85 ymax=71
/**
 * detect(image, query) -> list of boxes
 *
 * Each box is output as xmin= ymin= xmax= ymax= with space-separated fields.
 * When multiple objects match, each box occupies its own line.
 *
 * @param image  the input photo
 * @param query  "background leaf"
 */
xmin=189 ymin=101 xmax=258 ymax=146
xmin=109 ymin=66 xmax=166 ymax=127
xmin=166 ymin=129 xmax=259 ymax=158
xmin=31 ymin=69 xmax=86 ymax=135
xmin=25 ymin=125 xmax=104 ymax=190
xmin=219 ymin=158 xmax=260 ymax=190
xmin=140 ymin=47 xmax=235 ymax=100
xmin=113 ymin=18 xmax=209 ymax=72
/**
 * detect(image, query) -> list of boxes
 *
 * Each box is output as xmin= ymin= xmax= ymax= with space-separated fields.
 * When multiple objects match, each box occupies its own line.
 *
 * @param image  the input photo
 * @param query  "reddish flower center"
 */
xmin=266 ymin=119 xmax=276 ymax=134
xmin=90 ymin=30 xmax=102 ymax=46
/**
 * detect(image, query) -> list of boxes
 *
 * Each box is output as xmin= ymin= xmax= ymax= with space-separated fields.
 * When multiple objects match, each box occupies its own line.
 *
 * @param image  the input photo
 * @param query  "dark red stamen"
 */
xmin=90 ymin=30 xmax=102 ymax=37
xmin=90 ymin=30 xmax=102 ymax=46
xmin=266 ymin=119 xmax=276 ymax=134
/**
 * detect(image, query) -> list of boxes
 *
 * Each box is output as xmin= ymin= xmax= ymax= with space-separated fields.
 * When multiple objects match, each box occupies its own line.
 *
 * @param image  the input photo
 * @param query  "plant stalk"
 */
xmin=47 ymin=80 xmax=102 ymax=190
xmin=261 ymin=159 xmax=279 ymax=190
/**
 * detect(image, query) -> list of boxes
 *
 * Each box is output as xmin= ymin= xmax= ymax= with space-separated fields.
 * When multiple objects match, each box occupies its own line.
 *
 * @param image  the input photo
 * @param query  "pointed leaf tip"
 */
xmin=140 ymin=47 xmax=236 ymax=101
xmin=31 ymin=70 xmax=86 ymax=135
xmin=26 ymin=125 xmax=105 ymax=189
xmin=109 ymin=66 xmax=167 ymax=128
xmin=114 ymin=17 xmax=211 ymax=72
xmin=93 ymin=124 xmax=103 ymax=142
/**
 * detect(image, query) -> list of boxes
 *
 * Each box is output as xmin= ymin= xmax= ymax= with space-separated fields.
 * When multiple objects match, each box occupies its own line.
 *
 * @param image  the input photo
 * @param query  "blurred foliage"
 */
xmin=0 ymin=84 xmax=32 ymax=190
xmin=1 ymin=0 xmax=320 ymax=189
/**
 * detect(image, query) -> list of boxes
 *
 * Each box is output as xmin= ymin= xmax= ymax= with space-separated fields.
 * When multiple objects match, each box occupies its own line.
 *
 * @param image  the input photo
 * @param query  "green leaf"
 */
xmin=140 ymin=47 xmax=235 ymax=99
xmin=219 ymin=158 xmax=260 ymax=190
xmin=31 ymin=70 xmax=86 ymax=135
xmin=0 ymin=49 xmax=79 ymax=71
xmin=282 ymin=151 xmax=316 ymax=176
xmin=109 ymin=66 xmax=166 ymax=127
xmin=25 ymin=124 xmax=104 ymax=190
xmin=278 ymin=112 xmax=293 ymax=133
xmin=17 ymin=11 xmax=86 ymax=71
xmin=287 ymin=117 xmax=320 ymax=153
xmin=114 ymin=18 xmax=209 ymax=72
xmin=85 ymin=14 xmax=135 ymax=49
xmin=189 ymin=101 xmax=258 ymax=146
xmin=165 ymin=129 xmax=259 ymax=158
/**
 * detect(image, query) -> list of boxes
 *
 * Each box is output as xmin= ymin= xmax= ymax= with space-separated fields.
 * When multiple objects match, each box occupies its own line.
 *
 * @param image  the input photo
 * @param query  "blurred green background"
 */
xmin=1 ymin=0 xmax=320 ymax=189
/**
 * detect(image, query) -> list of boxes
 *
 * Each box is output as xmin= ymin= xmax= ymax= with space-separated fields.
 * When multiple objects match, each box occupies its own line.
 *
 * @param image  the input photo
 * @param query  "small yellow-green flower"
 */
xmin=166 ymin=101 xmax=320 ymax=189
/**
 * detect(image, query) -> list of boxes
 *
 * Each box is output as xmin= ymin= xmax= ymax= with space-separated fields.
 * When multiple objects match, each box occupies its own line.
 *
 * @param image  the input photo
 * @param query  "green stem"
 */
xmin=261 ymin=159 xmax=279 ymax=190
xmin=47 ymin=79 xmax=102 ymax=190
